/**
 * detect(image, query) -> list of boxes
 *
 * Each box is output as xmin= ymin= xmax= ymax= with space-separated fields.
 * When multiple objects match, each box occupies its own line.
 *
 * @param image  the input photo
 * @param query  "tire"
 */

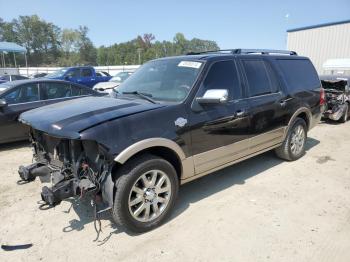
xmin=339 ymin=104 xmax=348 ymax=123
xmin=275 ymin=117 xmax=307 ymax=161
xmin=112 ymin=154 xmax=179 ymax=233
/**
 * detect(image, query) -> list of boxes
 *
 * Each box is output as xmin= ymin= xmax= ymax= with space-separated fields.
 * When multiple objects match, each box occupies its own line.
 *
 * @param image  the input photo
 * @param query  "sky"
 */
xmin=0 ymin=0 xmax=349 ymax=49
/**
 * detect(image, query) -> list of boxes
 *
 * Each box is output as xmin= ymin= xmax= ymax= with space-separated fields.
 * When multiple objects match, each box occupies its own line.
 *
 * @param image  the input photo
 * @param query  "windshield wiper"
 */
xmin=122 ymin=91 xmax=157 ymax=104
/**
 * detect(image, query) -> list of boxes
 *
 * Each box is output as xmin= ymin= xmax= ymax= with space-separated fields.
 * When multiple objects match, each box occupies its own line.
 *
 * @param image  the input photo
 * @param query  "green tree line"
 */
xmin=0 ymin=15 xmax=219 ymax=67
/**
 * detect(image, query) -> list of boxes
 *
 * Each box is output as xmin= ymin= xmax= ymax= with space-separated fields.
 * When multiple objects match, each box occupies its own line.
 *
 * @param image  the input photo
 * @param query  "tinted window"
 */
xmin=3 ymin=83 xmax=39 ymax=104
xmin=12 ymin=75 xmax=27 ymax=81
xmin=242 ymin=59 xmax=274 ymax=96
xmin=67 ymin=69 xmax=80 ymax=78
xmin=0 ymin=75 xmax=10 ymax=81
xmin=71 ymin=85 xmax=81 ymax=96
xmin=278 ymin=59 xmax=320 ymax=92
xmin=200 ymin=60 xmax=241 ymax=99
xmin=81 ymin=68 xmax=93 ymax=77
xmin=80 ymin=88 xmax=93 ymax=95
xmin=41 ymin=82 xmax=71 ymax=99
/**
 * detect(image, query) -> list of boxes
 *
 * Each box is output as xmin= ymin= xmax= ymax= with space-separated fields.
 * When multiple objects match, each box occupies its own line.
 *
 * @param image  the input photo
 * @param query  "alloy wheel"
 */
xmin=290 ymin=125 xmax=305 ymax=156
xmin=128 ymin=170 xmax=172 ymax=222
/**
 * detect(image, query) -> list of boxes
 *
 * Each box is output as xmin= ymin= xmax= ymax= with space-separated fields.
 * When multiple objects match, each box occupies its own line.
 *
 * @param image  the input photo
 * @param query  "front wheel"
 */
xmin=112 ymin=154 xmax=179 ymax=233
xmin=275 ymin=117 xmax=307 ymax=161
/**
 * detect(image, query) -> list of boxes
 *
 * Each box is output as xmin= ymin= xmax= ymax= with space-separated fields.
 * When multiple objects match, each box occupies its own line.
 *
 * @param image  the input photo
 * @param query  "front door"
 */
xmin=188 ymin=59 xmax=250 ymax=174
xmin=0 ymin=83 xmax=45 ymax=143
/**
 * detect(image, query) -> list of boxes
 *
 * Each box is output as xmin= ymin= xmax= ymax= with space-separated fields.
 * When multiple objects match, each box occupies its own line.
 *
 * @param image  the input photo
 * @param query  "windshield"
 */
xmin=116 ymin=58 xmax=203 ymax=102
xmin=46 ymin=69 xmax=68 ymax=78
xmin=0 ymin=83 xmax=12 ymax=94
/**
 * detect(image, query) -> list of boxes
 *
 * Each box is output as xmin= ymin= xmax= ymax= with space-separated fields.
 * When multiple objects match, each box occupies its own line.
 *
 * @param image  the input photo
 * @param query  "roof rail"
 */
xmin=186 ymin=49 xmax=297 ymax=56
xmin=232 ymin=49 xmax=297 ymax=55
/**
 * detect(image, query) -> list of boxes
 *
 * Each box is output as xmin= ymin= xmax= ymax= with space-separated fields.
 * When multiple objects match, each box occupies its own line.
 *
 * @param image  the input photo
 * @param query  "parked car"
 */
xmin=18 ymin=49 xmax=323 ymax=233
xmin=93 ymin=71 xmax=133 ymax=94
xmin=0 ymin=79 xmax=99 ymax=144
xmin=320 ymin=75 xmax=350 ymax=122
xmin=30 ymin=72 xmax=48 ymax=78
xmin=0 ymin=74 xmax=29 ymax=84
xmin=46 ymin=66 xmax=112 ymax=88
xmin=96 ymin=71 xmax=111 ymax=77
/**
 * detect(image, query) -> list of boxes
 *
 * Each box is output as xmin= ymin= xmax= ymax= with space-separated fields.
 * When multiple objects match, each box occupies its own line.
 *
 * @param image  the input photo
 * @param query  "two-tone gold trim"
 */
xmin=114 ymin=138 xmax=187 ymax=164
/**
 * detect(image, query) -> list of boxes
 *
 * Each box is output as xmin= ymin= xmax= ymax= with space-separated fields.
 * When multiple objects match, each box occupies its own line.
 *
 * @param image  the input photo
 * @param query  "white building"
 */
xmin=287 ymin=20 xmax=350 ymax=75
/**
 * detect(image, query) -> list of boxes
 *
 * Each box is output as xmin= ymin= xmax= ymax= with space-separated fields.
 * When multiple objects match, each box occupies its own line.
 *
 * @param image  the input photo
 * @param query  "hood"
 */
xmin=19 ymin=96 xmax=165 ymax=139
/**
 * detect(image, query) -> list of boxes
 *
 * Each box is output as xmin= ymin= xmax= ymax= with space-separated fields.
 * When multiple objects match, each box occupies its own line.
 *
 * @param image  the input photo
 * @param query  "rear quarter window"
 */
xmin=277 ymin=59 xmax=320 ymax=92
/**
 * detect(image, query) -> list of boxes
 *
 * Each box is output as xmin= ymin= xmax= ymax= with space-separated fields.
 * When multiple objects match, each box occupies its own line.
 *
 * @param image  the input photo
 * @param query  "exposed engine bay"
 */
xmin=18 ymin=129 xmax=115 ymax=211
xmin=321 ymin=79 xmax=350 ymax=121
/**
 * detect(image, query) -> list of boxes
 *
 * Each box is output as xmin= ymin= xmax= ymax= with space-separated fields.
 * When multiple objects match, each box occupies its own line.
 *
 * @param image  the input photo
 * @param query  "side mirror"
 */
xmin=65 ymin=75 xmax=72 ymax=81
xmin=0 ymin=99 xmax=7 ymax=108
xmin=196 ymin=89 xmax=228 ymax=104
xmin=112 ymin=76 xmax=122 ymax=82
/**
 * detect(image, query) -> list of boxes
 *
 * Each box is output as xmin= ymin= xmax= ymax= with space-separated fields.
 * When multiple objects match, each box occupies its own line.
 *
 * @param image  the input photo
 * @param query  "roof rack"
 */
xmin=186 ymin=49 xmax=297 ymax=56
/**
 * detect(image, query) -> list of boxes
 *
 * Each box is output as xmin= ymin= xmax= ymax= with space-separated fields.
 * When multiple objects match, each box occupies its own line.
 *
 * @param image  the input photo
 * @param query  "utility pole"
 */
xmin=137 ymin=48 xmax=142 ymax=65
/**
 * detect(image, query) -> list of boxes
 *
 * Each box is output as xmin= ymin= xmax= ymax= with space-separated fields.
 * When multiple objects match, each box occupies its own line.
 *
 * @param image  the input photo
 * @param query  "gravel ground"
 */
xmin=0 ymin=121 xmax=350 ymax=262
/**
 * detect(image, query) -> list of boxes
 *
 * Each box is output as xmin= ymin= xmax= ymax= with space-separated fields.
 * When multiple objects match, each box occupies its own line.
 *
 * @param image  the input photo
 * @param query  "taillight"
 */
xmin=320 ymin=88 xmax=326 ymax=105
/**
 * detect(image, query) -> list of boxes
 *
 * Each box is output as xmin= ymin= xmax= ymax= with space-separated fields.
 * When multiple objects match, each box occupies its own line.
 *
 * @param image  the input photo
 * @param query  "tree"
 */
xmin=1 ymin=15 xmax=220 ymax=66
xmin=76 ymin=26 xmax=96 ymax=65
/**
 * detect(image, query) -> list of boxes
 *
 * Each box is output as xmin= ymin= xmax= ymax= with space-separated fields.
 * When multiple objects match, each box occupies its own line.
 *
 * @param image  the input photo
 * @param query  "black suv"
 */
xmin=18 ymin=49 xmax=323 ymax=233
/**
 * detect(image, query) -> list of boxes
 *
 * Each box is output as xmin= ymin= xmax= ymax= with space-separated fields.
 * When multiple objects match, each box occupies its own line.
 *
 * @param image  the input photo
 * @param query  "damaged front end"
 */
xmin=321 ymin=79 xmax=350 ymax=121
xmin=19 ymin=129 xmax=115 ymax=210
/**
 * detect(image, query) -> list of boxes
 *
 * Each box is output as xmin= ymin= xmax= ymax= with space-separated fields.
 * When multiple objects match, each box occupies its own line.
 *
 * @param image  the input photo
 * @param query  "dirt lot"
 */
xmin=0 ymin=121 xmax=350 ymax=262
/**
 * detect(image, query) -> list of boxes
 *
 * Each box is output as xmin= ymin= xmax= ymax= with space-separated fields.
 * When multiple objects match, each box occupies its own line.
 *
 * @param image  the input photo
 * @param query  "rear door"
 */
xmin=188 ymin=59 xmax=251 ymax=174
xmin=239 ymin=57 xmax=288 ymax=152
xmin=0 ymin=83 xmax=44 ymax=142
xmin=80 ymin=68 xmax=95 ymax=87
xmin=40 ymin=82 xmax=77 ymax=106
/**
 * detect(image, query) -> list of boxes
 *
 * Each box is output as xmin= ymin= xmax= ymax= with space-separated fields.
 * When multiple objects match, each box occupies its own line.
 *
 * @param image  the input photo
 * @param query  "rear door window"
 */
xmin=41 ymin=82 xmax=72 ymax=99
xmin=242 ymin=59 xmax=277 ymax=96
xmin=277 ymin=59 xmax=320 ymax=91
xmin=81 ymin=68 xmax=93 ymax=77
xmin=80 ymin=88 xmax=93 ymax=96
xmin=71 ymin=85 xmax=81 ymax=96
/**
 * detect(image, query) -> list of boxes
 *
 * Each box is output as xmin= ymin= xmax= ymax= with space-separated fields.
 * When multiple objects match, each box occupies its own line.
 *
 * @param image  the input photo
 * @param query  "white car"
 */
xmin=93 ymin=71 xmax=133 ymax=95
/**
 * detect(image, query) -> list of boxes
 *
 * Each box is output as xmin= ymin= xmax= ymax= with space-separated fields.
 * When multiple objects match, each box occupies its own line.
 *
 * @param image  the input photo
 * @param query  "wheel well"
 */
xmin=296 ymin=112 xmax=310 ymax=130
xmin=113 ymin=146 xmax=182 ymax=181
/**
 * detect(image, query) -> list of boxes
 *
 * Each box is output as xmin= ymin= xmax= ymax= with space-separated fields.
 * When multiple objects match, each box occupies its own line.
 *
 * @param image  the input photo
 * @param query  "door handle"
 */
xmin=280 ymin=100 xmax=287 ymax=107
xmin=235 ymin=110 xmax=246 ymax=117
xmin=279 ymin=97 xmax=293 ymax=106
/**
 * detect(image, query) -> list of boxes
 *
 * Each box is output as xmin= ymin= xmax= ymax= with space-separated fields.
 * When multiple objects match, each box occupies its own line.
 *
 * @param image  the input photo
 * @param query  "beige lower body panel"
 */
xmin=180 ymin=127 xmax=286 ymax=184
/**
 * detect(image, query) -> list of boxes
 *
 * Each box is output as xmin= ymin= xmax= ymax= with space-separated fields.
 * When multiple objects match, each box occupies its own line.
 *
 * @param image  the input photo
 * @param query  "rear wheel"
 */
xmin=275 ymin=117 xmax=307 ymax=161
xmin=339 ymin=104 xmax=348 ymax=123
xmin=112 ymin=154 xmax=179 ymax=233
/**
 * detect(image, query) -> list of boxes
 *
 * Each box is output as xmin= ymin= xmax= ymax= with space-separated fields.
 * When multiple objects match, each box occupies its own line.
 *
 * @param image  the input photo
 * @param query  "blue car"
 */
xmin=46 ymin=66 xmax=112 ymax=88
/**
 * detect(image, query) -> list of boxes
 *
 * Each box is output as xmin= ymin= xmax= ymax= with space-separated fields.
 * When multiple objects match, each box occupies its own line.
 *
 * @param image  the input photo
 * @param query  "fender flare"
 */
xmin=283 ymin=107 xmax=312 ymax=140
xmin=114 ymin=138 xmax=186 ymax=164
